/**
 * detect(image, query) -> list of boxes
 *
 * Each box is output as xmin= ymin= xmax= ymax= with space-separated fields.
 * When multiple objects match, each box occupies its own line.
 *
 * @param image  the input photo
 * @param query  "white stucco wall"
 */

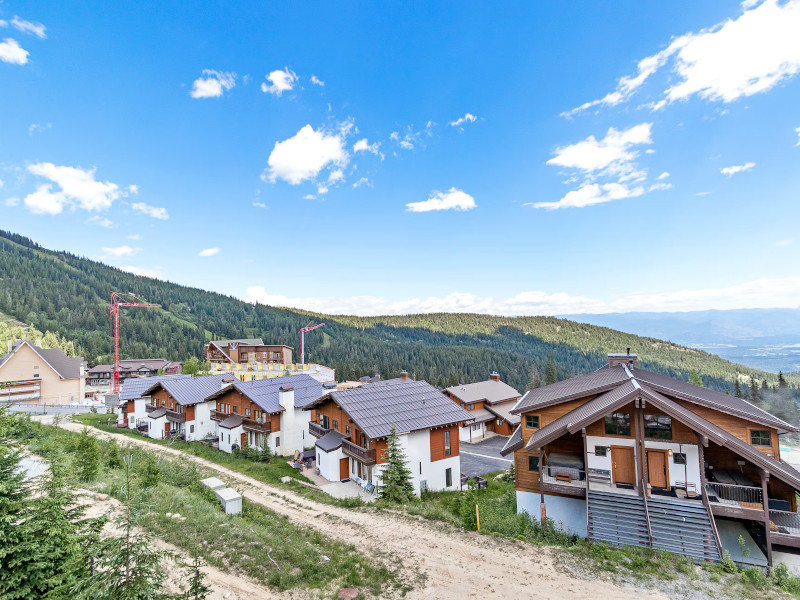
xmin=373 ymin=430 xmax=460 ymax=495
xmin=218 ymin=425 xmax=243 ymax=453
xmin=459 ymin=422 xmax=487 ymax=442
xmin=148 ymin=415 xmax=167 ymax=439
xmin=189 ymin=402 xmax=216 ymax=442
xmin=317 ymin=446 xmax=345 ymax=481
xmin=517 ymin=490 xmax=588 ymax=538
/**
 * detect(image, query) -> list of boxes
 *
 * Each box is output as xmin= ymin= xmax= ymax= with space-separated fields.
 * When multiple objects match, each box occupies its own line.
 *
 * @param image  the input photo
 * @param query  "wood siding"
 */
xmin=430 ymin=426 xmax=460 ymax=462
xmin=213 ymin=388 xmax=277 ymax=424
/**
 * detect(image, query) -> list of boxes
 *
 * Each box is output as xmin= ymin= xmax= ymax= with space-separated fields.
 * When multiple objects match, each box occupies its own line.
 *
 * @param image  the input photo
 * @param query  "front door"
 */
xmin=240 ymin=432 xmax=247 ymax=448
xmin=339 ymin=457 xmax=349 ymax=481
xmin=164 ymin=422 xmax=170 ymax=434
xmin=611 ymin=446 xmax=635 ymax=486
xmin=647 ymin=450 xmax=669 ymax=489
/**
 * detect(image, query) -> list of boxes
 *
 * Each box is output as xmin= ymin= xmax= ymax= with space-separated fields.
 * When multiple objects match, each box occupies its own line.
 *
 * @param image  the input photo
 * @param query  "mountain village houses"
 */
xmin=205 ymin=338 xmax=335 ymax=383
xmin=0 ymin=339 xmax=86 ymax=405
xmin=304 ymin=371 xmax=474 ymax=494
xmin=502 ymin=351 xmax=800 ymax=569
xmin=443 ymin=372 xmax=522 ymax=441
xmin=87 ymin=358 xmax=182 ymax=388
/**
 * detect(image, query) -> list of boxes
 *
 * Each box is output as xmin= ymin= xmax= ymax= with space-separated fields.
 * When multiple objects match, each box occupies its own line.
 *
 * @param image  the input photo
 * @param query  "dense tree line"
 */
xmin=0 ymin=230 xmax=794 ymax=401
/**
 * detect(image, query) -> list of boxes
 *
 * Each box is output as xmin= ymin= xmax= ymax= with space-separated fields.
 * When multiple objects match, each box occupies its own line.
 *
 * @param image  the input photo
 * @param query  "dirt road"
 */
xmin=50 ymin=418 xmax=666 ymax=600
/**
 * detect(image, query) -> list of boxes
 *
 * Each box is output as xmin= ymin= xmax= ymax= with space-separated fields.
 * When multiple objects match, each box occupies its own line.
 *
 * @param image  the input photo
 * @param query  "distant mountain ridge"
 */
xmin=563 ymin=309 xmax=800 ymax=373
xmin=0 ymin=229 xmax=789 ymax=395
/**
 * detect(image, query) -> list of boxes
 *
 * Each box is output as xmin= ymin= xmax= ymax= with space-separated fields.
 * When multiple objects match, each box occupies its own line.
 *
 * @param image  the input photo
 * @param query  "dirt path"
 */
xmin=49 ymin=418 xmax=667 ymax=600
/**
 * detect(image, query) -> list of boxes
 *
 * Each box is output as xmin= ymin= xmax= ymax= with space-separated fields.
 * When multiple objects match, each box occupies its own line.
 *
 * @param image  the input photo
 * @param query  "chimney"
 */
xmin=608 ymin=351 xmax=638 ymax=368
xmin=279 ymin=384 xmax=295 ymax=410
xmin=221 ymin=375 xmax=235 ymax=390
xmin=400 ymin=370 xmax=409 ymax=382
xmin=489 ymin=371 xmax=500 ymax=382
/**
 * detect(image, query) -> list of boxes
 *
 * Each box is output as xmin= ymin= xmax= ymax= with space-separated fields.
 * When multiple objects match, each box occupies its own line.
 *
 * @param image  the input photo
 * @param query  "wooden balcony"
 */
xmin=210 ymin=409 xmax=224 ymax=422
xmin=242 ymin=417 xmax=270 ymax=434
xmin=341 ymin=438 xmax=377 ymax=465
xmin=309 ymin=422 xmax=329 ymax=438
xmin=706 ymin=482 xmax=765 ymax=520
xmin=540 ymin=466 xmax=587 ymax=498
xmin=164 ymin=410 xmax=186 ymax=423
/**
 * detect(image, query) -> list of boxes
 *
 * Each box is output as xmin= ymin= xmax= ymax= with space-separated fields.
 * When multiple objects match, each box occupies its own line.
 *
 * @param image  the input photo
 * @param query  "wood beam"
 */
xmin=762 ymin=470 xmax=773 ymax=569
xmin=582 ymin=427 xmax=591 ymax=542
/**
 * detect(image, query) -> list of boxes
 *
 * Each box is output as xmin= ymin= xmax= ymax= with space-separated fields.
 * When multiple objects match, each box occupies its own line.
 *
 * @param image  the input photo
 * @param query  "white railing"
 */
xmin=541 ymin=467 xmax=587 ymax=488
xmin=706 ymin=482 xmax=762 ymax=507
xmin=770 ymin=510 xmax=800 ymax=535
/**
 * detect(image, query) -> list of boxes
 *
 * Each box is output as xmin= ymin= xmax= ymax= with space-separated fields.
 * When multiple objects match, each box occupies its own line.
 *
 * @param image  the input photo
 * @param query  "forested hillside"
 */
xmin=0 ymin=229 xmax=792 ymax=400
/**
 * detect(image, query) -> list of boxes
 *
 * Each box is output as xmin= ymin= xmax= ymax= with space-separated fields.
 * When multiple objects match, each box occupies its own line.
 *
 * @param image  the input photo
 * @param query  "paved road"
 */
xmin=460 ymin=435 xmax=512 ymax=478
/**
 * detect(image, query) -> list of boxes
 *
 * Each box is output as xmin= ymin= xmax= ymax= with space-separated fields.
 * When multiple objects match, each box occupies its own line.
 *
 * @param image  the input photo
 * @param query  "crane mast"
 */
xmin=299 ymin=321 xmax=325 ymax=365
xmin=110 ymin=291 xmax=161 ymax=394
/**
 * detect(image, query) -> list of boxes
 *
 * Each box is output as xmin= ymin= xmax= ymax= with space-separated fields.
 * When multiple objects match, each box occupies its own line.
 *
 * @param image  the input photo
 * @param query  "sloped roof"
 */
xmin=203 ymin=374 xmax=324 ymax=414
xmin=501 ymin=425 xmax=523 ymax=456
xmin=511 ymin=367 xmax=630 ymax=414
xmin=467 ymin=408 xmax=496 ymax=424
xmin=304 ymin=379 xmax=474 ymax=440
xmin=316 ymin=430 xmax=347 ymax=452
xmin=142 ymin=374 xmax=231 ymax=406
xmin=219 ymin=414 xmax=244 ymax=429
xmin=485 ymin=402 xmax=521 ymax=425
xmin=444 ymin=380 xmax=521 ymax=405
xmin=88 ymin=359 xmax=180 ymax=374
xmin=120 ymin=374 xmax=192 ymax=401
xmin=0 ymin=340 xmax=86 ymax=380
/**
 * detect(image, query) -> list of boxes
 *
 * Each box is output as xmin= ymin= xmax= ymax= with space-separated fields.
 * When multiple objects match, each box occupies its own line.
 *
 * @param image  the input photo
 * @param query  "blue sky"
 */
xmin=2 ymin=1 xmax=800 ymax=315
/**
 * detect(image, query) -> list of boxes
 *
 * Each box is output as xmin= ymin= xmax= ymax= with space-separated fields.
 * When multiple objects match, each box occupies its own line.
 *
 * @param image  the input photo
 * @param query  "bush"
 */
xmin=719 ymin=549 xmax=738 ymax=574
xmin=137 ymin=453 xmax=161 ymax=489
xmin=741 ymin=566 xmax=768 ymax=590
xmin=75 ymin=428 xmax=100 ymax=482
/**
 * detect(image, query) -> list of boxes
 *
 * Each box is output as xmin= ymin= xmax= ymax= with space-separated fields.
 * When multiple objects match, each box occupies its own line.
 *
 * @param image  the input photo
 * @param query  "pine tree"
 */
xmin=688 ymin=370 xmax=703 ymax=387
xmin=0 ymin=409 xmax=31 ymax=596
xmin=137 ymin=453 xmax=161 ymax=489
xmin=544 ymin=353 xmax=557 ymax=386
xmin=734 ymin=379 xmax=743 ymax=399
xmin=526 ymin=364 xmax=541 ymax=391
xmin=779 ymin=372 xmax=788 ymax=389
xmin=378 ymin=426 xmax=415 ymax=503
xmin=185 ymin=556 xmax=211 ymax=600
xmin=762 ymin=378 xmax=769 ymax=391
xmin=76 ymin=428 xmax=100 ymax=482
xmin=750 ymin=376 xmax=760 ymax=404
xmin=105 ymin=439 xmax=123 ymax=469
xmin=72 ymin=454 xmax=178 ymax=600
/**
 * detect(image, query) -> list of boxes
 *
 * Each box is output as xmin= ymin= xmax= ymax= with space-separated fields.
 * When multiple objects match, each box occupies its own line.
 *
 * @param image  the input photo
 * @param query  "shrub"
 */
xmin=137 ymin=453 xmax=161 ymax=489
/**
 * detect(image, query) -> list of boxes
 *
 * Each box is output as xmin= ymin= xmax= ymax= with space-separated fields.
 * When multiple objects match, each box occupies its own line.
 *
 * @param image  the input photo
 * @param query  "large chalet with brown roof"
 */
xmin=205 ymin=338 xmax=293 ymax=366
xmin=502 ymin=350 xmax=800 ymax=568
xmin=443 ymin=371 xmax=522 ymax=441
xmin=304 ymin=371 xmax=474 ymax=495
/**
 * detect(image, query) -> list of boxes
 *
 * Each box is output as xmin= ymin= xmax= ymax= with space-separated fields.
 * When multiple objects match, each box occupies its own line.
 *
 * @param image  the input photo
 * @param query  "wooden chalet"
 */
xmin=443 ymin=371 xmax=522 ymax=441
xmin=503 ymin=351 xmax=800 ymax=568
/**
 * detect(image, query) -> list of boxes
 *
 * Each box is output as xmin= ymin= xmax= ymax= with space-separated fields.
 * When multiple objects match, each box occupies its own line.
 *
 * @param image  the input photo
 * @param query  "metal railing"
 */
xmin=341 ymin=438 xmax=377 ymax=464
xmin=706 ymin=482 xmax=763 ymax=508
xmin=770 ymin=510 xmax=800 ymax=536
xmin=540 ymin=467 xmax=587 ymax=488
xmin=309 ymin=422 xmax=329 ymax=438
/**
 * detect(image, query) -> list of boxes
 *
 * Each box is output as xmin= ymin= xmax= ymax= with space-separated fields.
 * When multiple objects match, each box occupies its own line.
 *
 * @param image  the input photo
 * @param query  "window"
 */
xmin=467 ymin=403 xmax=475 ymax=410
xmin=445 ymin=468 xmax=453 ymax=487
xmin=472 ymin=424 xmax=481 ymax=431
xmin=497 ymin=419 xmax=503 ymax=426
xmin=604 ymin=412 xmax=631 ymax=436
xmin=525 ymin=415 xmax=540 ymax=429
xmin=444 ymin=430 xmax=451 ymax=456
xmin=190 ymin=424 xmax=195 ymax=434
xmin=644 ymin=414 xmax=672 ymax=439
xmin=595 ymin=446 xmax=607 ymax=457
xmin=346 ymin=426 xmax=351 ymax=436
xmin=170 ymin=402 xmax=174 ymax=409
xmin=245 ymin=408 xmax=251 ymax=416
xmin=751 ymin=430 xmax=771 ymax=446
xmin=673 ymin=452 xmax=687 ymax=465
xmin=333 ymin=419 xmax=338 ymax=431
xmin=528 ymin=456 xmax=539 ymax=472
xmin=232 ymin=406 xmax=238 ymax=414
xmin=276 ymin=436 xmax=280 ymax=446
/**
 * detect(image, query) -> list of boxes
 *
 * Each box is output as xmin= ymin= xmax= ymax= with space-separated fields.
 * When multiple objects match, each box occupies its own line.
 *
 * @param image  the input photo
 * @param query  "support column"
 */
xmin=536 ymin=446 xmax=546 ymax=526
xmin=761 ymin=469 xmax=773 ymax=569
xmin=582 ymin=427 xmax=591 ymax=541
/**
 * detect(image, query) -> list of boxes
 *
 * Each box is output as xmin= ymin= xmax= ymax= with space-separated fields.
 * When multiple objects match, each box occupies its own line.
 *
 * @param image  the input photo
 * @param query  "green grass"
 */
xmin=17 ymin=418 xmax=409 ymax=598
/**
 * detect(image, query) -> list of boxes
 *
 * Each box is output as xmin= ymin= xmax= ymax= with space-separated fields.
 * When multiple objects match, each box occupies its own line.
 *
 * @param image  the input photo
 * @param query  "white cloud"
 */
xmin=547 ymin=123 xmax=653 ymax=173
xmin=190 ymin=70 xmax=236 ymax=98
xmin=694 ymin=191 xmax=712 ymax=196
xmin=774 ymin=238 xmax=793 ymax=246
xmin=353 ymin=138 xmax=380 ymax=154
xmin=0 ymin=20 xmax=6 ymax=28
xmin=531 ymin=182 xmax=646 ymax=210
xmin=88 ymin=216 xmax=115 ymax=228
xmin=243 ymin=277 xmax=800 ymax=316
xmin=253 ymin=202 xmax=267 ymax=209
xmin=131 ymin=202 xmax=169 ymax=220
xmin=648 ymin=182 xmax=673 ymax=192
xmin=261 ymin=68 xmax=298 ymax=96
xmin=565 ymin=0 xmax=800 ymax=116
xmin=328 ymin=169 xmax=345 ymax=184
xmin=264 ymin=124 xmax=348 ymax=185
xmin=657 ymin=171 xmax=670 ymax=179
xmin=795 ymin=125 xmax=800 ymax=146
xmin=28 ymin=122 xmax=51 ymax=135
xmin=406 ymin=188 xmax=476 ymax=213
xmin=0 ymin=38 xmax=29 ymax=64
xmin=120 ymin=265 xmax=162 ymax=279
xmin=127 ymin=234 xmax=142 ymax=240
xmin=316 ymin=184 xmax=328 ymax=195
xmin=198 ymin=247 xmax=220 ymax=257
xmin=5 ymin=197 xmax=19 ymax=207
xmin=11 ymin=16 xmax=46 ymax=39
xmin=352 ymin=177 xmax=371 ymax=188
xmin=102 ymin=245 xmax=140 ymax=258
xmin=0 ymin=178 xmax=3 ymax=188
xmin=310 ymin=74 xmax=324 ymax=86
xmin=448 ymin=112 xmax=478 ymax=128
xmin=390 ymin=128 xmax=422 ymax=150
xmin=24 ymin=163 xmax=130 ymax=215
xmin=721 ymin=161 xmax=756 ymax=176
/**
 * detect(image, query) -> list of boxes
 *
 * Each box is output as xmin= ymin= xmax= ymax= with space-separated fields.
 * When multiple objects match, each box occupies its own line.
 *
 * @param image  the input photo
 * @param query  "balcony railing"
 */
xmin=210 ymin=409 xmax=224 ymax=421
xmin=770 ymin=510 xmax=800 ymax=536
xmin=242 ymin=417 xmax=270 ymax=433
xmin=341 ymin=438 xmax=377 ymax=465
xmin=706 ymin=482 xmax=763 ymax=509
xmin=144 ymin=404 xmax=186 ymax=423
xmin=309 ymin=422 xmax=329 ymax=438
xmin=541 ymin=466 xmax=587 ymax=489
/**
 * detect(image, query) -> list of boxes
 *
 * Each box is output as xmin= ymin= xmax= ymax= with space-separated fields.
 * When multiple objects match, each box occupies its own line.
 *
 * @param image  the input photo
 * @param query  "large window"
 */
xmin=528 ymin=456 xmax=539 ymax=472
xmin=604 ymin=412 xmax=631 ymax=436
xmin=525 ymin=415 xmax=540 ymax=429
xmin=444 ymin=430 xmax=452 ymax=456
xmin=644 ymin=414 xmax=672 ymax=439
xmin=751 ymin=430 xmax=771 ymax=446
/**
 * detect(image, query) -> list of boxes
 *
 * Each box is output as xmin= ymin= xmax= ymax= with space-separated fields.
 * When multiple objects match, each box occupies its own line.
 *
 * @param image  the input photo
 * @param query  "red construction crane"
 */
xmin=299 ymin=321 xmax=324 ymax=365
xmin=110 ymin=291 xmax=161 ymax=394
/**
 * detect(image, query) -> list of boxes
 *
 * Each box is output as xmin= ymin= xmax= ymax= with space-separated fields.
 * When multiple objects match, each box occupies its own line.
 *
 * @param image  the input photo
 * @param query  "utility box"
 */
xmin=200 ymin=477 xmax=227 ymax=492
xmin=214 ymin=487 xmax=242 ymax=515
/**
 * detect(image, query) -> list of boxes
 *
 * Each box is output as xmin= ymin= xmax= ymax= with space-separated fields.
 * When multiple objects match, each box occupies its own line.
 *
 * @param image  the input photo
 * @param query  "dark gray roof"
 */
xmin=316 ymin=430 xmax=347 ymax=452
xmin=211 ymin=338 xmax=265 ymax=347
xmin=485 ymin=402 xmax=521 ymax=425
xmin=444 ymin=380 xmax=521 ymax=405
xmin=120 ymin=374 xmax=192 ymax=401
xmin=0 ymin=340 xmax=86 ymax=380
xmin=203 ymin=374 xmax=324 ymax=413
xmin=466 ymin=408 xmax=495 ymax=424
xmin=148 ymin=407 xmax=167 ymax=418
xmin=511 ymin=367 xmax=630 ymax=414
xmin=219 ymin=414 xmax=244 ymax=429
xmin=142 ymin=374 xmax=231 ymax=406
xmin=500 ymin=425 xmax=523 ymax=456
xmin=305 ymin=379 xmax=474 ymax=440
xmin=88 ymin=359 xmax=181 ymax=374
xmin=104 ymin=394 xmax=120 ymax=408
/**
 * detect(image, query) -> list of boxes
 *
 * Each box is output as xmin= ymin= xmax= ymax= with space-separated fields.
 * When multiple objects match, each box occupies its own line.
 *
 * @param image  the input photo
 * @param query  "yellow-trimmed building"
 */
xmin=0 ymin=340 xmax=86 ymax=405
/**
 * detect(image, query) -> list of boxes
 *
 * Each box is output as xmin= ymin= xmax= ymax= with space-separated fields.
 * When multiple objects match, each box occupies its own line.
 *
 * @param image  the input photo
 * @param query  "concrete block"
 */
xmin=201 ymin=477 xmax=227 ymax=491
xmin=214 ymin=487 xmax=242 ymax=515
